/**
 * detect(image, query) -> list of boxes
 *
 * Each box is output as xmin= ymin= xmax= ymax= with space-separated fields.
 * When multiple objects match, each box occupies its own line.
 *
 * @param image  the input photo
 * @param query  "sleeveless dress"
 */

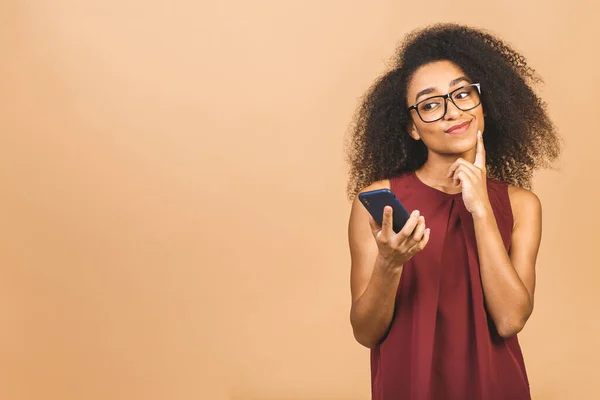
xmin=370 ymin=171 xmax=531 ymax=400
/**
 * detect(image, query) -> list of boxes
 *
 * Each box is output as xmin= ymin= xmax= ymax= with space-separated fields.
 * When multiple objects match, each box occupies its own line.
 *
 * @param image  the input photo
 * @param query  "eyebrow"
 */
xmin=414 ymin=76 xmax=471 ymax=102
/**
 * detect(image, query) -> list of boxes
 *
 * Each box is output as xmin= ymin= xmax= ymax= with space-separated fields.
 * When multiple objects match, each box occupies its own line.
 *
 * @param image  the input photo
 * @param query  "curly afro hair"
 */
xmin=345 ymin=23 xmax=562 ymax=201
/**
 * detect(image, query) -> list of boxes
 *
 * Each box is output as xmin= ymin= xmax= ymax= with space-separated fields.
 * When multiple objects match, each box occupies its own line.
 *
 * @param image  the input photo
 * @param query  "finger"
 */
xmin=454 ymin=164 xmax=478 ymax=186
xmin=448 ymin=157 xmax=478 ymax=178
xmin=474 ymin=130 xmax=486 ymax=169
xmin=447 ymin=158 xmax=463 ymax=178
xmin=453 ymin=166 xmax=462 ymax=186
xmin=380 ymin=206 xmax=395 ymax=237
xmin=454 ymin=169 xmax=467 ymax=186
xmin=410 ymin=227 xmax=431 ymax=253
xmin=447 ymin=158 xmax=472 ymax=177
xmin=405 ymin=216 xmax=426 ymax=247
xmin=412 ymin=216 xmax=426 ymax=239
xmin=454 ymin=164 xmax=477 ymax=183
xmin=397 ymin=209 xmax=421 ymax=240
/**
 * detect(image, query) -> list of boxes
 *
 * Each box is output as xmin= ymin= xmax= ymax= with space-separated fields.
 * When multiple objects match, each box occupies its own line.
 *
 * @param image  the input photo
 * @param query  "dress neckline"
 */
xmin=410 ymin=170 xmax=463 ymax=198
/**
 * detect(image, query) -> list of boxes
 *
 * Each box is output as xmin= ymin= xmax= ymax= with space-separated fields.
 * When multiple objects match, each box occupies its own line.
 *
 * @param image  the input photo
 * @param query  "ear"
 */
xmin=408 ymin=122 xmax=421 ymax=141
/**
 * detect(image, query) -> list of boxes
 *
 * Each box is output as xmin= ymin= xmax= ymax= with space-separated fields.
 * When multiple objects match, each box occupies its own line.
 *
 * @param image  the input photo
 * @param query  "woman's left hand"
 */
xmin=447 ymin=130 xmax=492 ymax=218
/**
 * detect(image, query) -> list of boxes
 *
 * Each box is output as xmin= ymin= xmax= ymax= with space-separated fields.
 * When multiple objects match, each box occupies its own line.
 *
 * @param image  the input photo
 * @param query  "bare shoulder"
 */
xmin=505 ymin=185 xmax=543 ymax=302
xmin=349 ymin=179 xmax=391 ymax=225
xmin=358 ymin=179 xmax=391 ymax=194
xmin=507 ymin=185 xmax=542 ymax=228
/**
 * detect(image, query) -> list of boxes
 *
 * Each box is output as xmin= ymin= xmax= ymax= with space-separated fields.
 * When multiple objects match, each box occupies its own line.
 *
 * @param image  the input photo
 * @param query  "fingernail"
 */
xmin=415 ymin=210 xmax=420 ymax=216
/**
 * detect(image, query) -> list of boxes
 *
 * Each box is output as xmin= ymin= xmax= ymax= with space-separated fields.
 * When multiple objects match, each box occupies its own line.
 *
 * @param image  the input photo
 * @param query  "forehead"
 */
xmin=407 ymin=60 xmax=469 ymax=96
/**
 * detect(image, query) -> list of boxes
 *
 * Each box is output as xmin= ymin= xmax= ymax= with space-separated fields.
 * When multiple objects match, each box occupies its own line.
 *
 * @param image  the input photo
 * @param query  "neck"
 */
xmin=416 ymin=150 xmax=476 ymax=189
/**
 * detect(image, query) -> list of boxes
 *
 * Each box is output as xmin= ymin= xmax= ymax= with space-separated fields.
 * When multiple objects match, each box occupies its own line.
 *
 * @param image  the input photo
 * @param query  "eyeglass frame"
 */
xmin=407 ymin=83 xmax=482 ymax=123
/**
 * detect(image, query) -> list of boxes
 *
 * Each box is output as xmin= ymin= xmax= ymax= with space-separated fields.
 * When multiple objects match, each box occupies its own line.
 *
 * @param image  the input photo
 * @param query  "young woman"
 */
xmin=346 ymin=23 xmax=561 ymax=399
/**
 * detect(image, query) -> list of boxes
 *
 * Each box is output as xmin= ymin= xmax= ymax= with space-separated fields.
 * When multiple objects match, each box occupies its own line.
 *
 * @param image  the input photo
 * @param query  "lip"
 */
xmin=445 ymin=120 xmax=471 ymax=135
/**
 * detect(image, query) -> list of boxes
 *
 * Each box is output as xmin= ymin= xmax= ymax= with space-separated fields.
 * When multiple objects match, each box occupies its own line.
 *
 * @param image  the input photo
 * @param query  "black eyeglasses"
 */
xmin=408 ymin=83 xmax=482 ymax=123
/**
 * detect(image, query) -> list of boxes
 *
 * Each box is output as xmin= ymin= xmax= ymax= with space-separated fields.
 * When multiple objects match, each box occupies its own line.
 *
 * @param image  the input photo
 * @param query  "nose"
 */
xmin=443 ymin=97 xmax=462 ymax=120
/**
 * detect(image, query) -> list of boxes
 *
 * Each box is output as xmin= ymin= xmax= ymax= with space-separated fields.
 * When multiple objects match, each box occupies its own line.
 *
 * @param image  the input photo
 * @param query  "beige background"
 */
xmin=0 ymin=0 xmax=598 ymax=399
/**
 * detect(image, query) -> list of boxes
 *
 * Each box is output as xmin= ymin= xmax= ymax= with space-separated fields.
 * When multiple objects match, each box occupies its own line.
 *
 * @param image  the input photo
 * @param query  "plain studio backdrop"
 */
xmin=1 ymin=0 xmax=599 ymax=399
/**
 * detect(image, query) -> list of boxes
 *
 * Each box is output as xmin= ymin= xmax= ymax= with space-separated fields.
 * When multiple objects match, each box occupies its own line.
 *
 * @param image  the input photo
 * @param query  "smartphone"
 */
xmin=358 ymin=188 xmax=410 ymax=233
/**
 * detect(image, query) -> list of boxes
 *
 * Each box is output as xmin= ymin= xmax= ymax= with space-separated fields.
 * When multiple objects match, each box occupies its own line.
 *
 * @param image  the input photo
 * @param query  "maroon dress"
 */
xmin=370 ymin=171 xmax=531 ymax=400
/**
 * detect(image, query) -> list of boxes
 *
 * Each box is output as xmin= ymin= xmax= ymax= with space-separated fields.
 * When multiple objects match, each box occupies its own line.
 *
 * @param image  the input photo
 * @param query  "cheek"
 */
xmin=475 ymin=109 xmax=485 ymax=131
xmin=415 ymin=122 xmax=446 ymax=146
xmin=421 ymin=119 xmax=447 ymax=135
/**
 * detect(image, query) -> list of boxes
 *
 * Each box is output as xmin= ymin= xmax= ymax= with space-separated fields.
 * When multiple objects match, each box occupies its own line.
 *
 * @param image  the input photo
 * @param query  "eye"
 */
xmin=419 ymin=100 xmax=441 ymax=112
xmin=453 ymin=86 xmax=477 ymax=100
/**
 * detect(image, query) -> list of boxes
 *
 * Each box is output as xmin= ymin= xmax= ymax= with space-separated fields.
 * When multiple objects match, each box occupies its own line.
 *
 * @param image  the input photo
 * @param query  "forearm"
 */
xmin=350 ymin=257 xmax=403 ymax=348
xmin=473 ymin=208 xmax=532 ymax=337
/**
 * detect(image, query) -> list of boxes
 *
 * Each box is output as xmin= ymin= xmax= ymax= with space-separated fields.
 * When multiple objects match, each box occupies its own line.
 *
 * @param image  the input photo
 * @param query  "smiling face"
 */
xmin=406 ymin=60 xmax=485 ymax=157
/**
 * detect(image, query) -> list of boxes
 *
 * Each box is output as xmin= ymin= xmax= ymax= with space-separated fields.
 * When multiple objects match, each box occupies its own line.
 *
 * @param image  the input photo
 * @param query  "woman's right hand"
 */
xmin=368 ymin=206 xmax=430 ymax=269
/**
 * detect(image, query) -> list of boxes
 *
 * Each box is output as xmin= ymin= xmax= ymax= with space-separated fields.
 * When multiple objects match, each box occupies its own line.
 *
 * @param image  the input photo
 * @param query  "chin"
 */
xmin=441 ymin=141 xmax=474 ymax=156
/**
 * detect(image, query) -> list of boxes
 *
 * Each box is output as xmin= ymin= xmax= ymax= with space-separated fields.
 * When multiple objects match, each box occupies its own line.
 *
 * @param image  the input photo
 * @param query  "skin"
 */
xmin=348 ymin=60 xmax=542 ymax=348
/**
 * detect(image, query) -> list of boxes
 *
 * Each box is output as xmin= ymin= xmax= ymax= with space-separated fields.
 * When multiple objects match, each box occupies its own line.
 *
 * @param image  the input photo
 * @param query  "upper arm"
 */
xmin=508 ymin=186 xmax=543 ymax=306
xmin=348 ymin=180 xmax=390 ymax=304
